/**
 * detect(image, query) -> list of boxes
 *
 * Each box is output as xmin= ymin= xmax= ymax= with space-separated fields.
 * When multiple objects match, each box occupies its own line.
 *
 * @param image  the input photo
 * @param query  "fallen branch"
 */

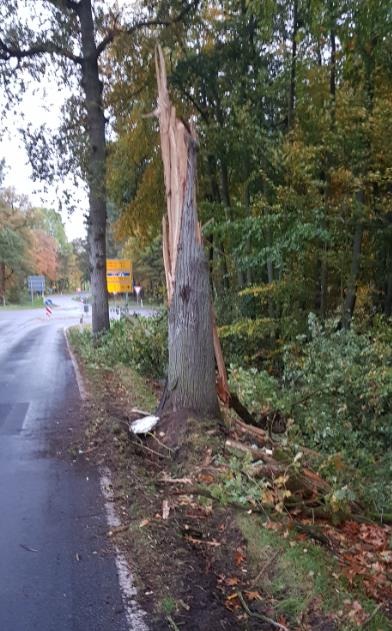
xmin=158 ymin=476 xmax=193 ymax=485
xmin=108 ymin=523 xmax=130 ymax=537
xmin=251 ymin=551 xmax=279 ymax=586
xmin=237 ymin=591 xmax=289 ymax=631
xmin=185 ymin=536 xmax=221 ymax=547
xmin=228 ymin=392 xmax=259 ymax=426
xmin=225 ymin=439 xmax=275 ymax=464
xmin=130 ymin=439 xmax=170 ymax=459
xmin=130 ymin=407 xmax=151 ymax=416
xmin=167 ymin=615 xmax=180 ymax=631
xmin=230 ymin=416 xmax=269 ymax=445
xmin=225 ymin=439 xmax=330 ymax=497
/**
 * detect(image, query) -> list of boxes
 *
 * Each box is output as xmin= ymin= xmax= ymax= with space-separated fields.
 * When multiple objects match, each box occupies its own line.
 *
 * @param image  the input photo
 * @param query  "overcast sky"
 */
xmin=0 ymin=81 xmax=88 ymax=241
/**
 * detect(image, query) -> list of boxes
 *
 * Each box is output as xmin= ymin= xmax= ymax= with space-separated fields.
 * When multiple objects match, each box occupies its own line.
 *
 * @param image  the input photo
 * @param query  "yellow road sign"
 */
xmin=107 ymin=259 xmax=132 ymax=273
xmin=106 ymin=259 xmax=132 ymax=293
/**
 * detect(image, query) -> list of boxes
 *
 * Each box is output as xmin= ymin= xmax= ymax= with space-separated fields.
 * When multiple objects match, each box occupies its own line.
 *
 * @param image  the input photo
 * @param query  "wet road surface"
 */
xmin=0 ymin=297 xmax=129 ymax=631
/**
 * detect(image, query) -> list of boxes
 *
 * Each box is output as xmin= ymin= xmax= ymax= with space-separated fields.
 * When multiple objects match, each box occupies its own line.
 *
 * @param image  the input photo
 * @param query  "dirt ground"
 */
xmin=63 ymin=365 xmax=286 ymax=630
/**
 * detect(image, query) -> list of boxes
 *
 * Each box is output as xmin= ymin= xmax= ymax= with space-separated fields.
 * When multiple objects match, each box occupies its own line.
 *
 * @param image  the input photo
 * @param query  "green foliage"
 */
xmin=285 ymin=315 xmax=392 ymax=458
xmin=70 ymin=314 xmax=168 ymax=379
xmin=229 ymin=316 xmax=392 ymax=513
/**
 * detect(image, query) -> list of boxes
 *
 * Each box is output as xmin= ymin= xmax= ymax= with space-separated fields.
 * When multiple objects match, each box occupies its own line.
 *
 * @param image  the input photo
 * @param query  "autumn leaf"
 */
xmin=234 ymin=548 xmax=246 ymax=567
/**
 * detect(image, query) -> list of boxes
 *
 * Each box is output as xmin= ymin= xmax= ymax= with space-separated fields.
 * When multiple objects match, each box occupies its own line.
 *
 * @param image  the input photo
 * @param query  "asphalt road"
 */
xmin=0 ymin=296 xmax=132 ymax=631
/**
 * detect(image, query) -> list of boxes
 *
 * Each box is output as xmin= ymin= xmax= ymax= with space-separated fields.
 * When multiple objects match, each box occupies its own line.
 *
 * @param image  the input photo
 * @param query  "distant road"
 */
xmin=0 ymin=296 xmax=134 ymax=630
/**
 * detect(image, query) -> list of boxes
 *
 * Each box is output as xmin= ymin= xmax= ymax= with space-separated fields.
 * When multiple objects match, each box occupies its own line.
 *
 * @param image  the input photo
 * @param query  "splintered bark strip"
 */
xmin=155 ymin=45 xmax=188 ymax=305
xmin=212 ymin=309 xmax=230 ymax=404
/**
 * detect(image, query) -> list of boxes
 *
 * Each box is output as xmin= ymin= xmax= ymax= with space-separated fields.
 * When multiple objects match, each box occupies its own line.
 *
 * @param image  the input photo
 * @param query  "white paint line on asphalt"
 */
xmin=63 ymin=327 xmax=88 ymax=401
xmin=63 ymin=326 xmax=148 ymax=630
xmin=100 ymin=469 xmax=149 ymax=631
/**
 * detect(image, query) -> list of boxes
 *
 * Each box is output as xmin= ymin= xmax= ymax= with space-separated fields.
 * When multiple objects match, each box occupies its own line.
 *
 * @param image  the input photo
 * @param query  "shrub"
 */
xmin=228 ymin=315 xmax=392 ymax=513
xmin=69 ymin=313 xmax=168 ymax=379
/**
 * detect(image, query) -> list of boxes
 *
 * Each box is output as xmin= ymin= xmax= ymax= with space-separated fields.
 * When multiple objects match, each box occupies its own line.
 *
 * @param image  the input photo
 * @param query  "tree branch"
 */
xmin=0 ymin=39 xmax=83 ymax=64
xmin=95 ymin=0 xmax=200 ymax=58
xmin=47 ymin=0 xmax=81 ymax=13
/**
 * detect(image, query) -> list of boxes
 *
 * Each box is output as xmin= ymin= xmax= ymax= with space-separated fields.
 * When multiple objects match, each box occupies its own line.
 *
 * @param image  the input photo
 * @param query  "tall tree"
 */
xmin=155 ymin=47 xmax=220 ymax=417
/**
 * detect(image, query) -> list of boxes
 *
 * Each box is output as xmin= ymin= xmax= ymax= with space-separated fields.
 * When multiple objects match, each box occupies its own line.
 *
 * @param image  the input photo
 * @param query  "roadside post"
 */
xmin=44 ymin=297 xmax=53 ymax=319
xmin=27 ymin=275 xmax=45 ymax=304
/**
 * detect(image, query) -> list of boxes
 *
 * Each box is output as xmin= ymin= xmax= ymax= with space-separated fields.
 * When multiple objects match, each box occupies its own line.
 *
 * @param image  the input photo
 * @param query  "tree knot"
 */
xmin=180 ymin=283 xmax=191 ymax=303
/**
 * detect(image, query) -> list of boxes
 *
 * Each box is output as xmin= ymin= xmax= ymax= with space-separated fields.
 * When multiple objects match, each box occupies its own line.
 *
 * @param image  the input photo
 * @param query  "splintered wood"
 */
xmin=155 ymin=45 xmax=193 ymax=305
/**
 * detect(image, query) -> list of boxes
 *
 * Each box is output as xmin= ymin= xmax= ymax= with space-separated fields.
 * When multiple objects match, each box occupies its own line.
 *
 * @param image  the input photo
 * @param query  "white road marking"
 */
xmin=100 ymin=470 xmax=149 ymax=631
xmin=64 ymin=326 xmax=149 ymax=630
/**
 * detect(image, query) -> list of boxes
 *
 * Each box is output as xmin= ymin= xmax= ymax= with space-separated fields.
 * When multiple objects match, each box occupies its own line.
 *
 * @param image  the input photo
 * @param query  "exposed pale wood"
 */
xmin=212 ymin=310 xmax=230 ymax=404
xmin=225 ymin=439 xmax=331 ymax=496
xmin=225 ymin=439 xmax=275 ymax=464
xmin=155 ymin=44 xmax=230 ymax=411
xmin=155 ymin=45 xmax=189 ymax=305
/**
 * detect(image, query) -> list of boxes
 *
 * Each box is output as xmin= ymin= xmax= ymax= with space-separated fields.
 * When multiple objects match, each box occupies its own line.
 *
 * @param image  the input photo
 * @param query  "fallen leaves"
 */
xmin=234 ymin=547 xmax=246 ymax=567
xmin=308 ymin=520 xmax=392 ymax=603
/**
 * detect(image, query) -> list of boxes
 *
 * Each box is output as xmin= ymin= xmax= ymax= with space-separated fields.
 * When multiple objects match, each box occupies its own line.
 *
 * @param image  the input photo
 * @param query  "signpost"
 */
xmin=27 ymin=275 xmax=45 ymax=304
xmin=106 ymin=259 xmax=132 ymax=294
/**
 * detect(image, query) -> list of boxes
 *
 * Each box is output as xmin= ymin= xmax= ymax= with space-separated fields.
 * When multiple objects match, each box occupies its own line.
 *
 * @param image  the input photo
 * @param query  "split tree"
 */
xmin=155 ymin=46 xmax=221 ymax=418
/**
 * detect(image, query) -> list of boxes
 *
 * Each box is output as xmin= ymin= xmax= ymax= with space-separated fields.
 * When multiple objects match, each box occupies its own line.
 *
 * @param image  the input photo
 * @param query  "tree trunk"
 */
xmin=342 ymin=201 xmax=364 ymax=329
xmin=0 ymin=261 xmax=5 ymax=305
xmin=78 ymin=0 xmax=109 ymax=334
xmin=167 ymin=142 xmax=220 ymax=416
xmin=385 ymin=251 xmax=392 ymax=316
xmin=385 ymin=275 xmax=392 ymax=317
xmin=155 ymin=46 xmax=220 ymax=418
xmin=287 ymin=0 xmax=298 ymax=130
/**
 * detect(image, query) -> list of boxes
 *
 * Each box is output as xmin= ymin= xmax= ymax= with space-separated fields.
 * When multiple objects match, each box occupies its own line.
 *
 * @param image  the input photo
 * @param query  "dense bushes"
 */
xmin=69 ymin=313 xmax=168 ymax=378
xmin=229 ymin=315 xmax=392 ymax=513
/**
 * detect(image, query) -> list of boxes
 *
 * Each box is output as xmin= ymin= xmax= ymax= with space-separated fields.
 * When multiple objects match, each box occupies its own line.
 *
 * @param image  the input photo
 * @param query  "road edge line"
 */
xmin=63 ymin=326 xmax=149 ymax=630
xmin=100 ymin=468 xmax=149 ymax=631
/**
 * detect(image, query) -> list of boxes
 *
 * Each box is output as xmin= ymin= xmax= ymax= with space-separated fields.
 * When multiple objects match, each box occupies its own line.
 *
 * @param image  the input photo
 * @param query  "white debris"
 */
xmin=130 ymin=415 xmax=159 ymax=435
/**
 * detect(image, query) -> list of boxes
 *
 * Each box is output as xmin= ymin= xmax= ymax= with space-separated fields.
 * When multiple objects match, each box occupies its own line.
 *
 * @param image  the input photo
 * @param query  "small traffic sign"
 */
xmin=106 ymin=259 xmax=132 ymax=293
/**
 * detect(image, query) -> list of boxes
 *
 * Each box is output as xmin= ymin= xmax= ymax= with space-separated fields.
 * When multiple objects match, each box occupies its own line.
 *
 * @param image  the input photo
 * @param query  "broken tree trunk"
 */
xmin=155 ymin=46 xmax=220 ymax=418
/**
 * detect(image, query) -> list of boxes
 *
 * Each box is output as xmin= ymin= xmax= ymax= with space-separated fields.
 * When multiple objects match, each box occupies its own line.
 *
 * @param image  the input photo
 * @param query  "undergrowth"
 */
xmin=229 ymin=315 xmax=392 ymax=516
xmin=69 ymin=319 xmax=392 ymax=630
xmin=68 ymin=313 xmax=168 ymax=378
xmin=237 ymin=514 xmax=390 ymax=631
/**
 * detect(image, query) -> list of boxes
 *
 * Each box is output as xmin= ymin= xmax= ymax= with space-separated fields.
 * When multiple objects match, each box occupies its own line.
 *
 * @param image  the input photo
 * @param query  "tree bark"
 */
xmin=166 ymin=142 xmax=220 ymax=416
xmin=342 ymin=200 xmax=364 ymax=329
xmin=287 ymin=0 xmax=298 ymax=131
xmin=78 ymin=0 xmax=109 ymax=334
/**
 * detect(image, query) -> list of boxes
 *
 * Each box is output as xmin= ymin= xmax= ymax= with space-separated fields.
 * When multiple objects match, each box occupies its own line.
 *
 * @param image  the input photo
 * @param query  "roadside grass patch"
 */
xmin=237 ymin=513 xmax=391 ymax=630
